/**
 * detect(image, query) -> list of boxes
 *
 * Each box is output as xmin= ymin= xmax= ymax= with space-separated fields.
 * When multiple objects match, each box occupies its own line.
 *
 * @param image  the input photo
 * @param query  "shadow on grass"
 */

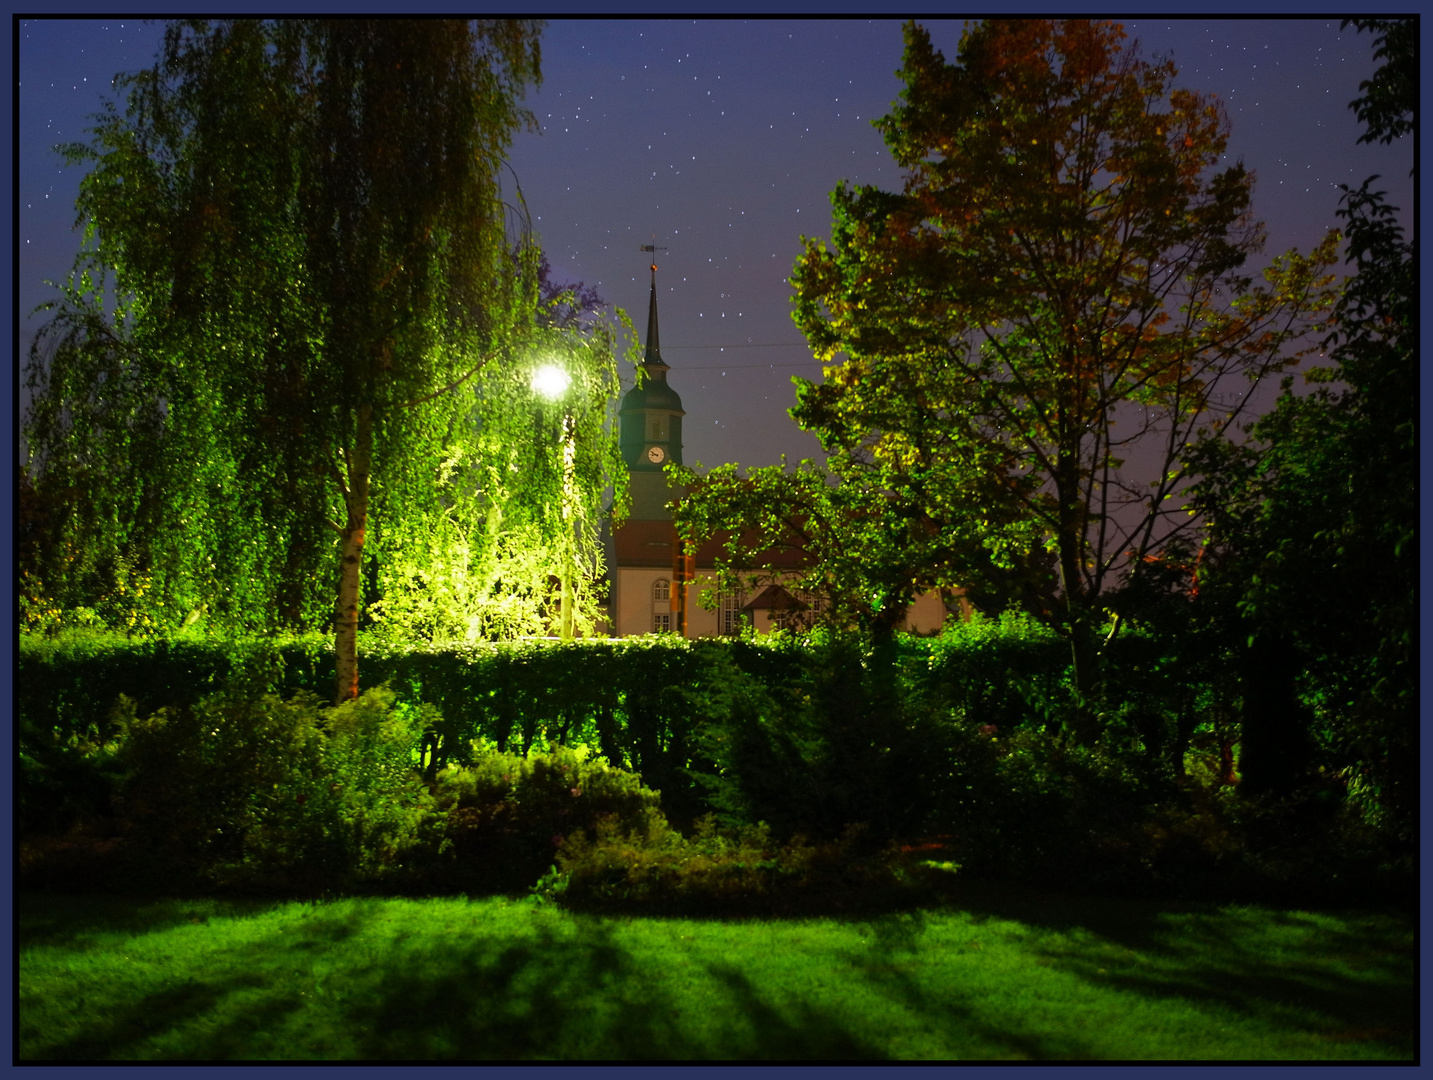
xmin=818 ymin=908 xmax=1107 ymax=1060
xmin=699 ymin=964 xmax=888 ymax=1060
xmin=945 ymin=877 xmax=1416 ymax=1056
xmin=16 ymin=890 xmax=277 ymax=950
xmin=331 ymin=915 xmax=893 ymax=1060
xmin=23 ymin=897 xmax=891 ymax=1061
xmin=340 ymin=918 xmax=692 ymax=1060
xmin=20 ymin=884 xmax=1415 ymax=1062
xmin=39 ymin=979 xmax=237 ymax=1061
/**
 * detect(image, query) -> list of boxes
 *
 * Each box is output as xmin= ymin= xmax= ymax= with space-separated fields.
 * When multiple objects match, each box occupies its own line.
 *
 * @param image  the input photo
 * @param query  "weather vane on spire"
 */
xmin=639 ymin=239 xmax=667 ymax=274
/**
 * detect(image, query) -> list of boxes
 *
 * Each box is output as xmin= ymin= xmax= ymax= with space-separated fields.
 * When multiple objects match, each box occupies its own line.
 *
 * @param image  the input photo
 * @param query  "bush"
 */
xmin=17 ymin=633 xmax=715 ymax=820
xmin=243 ymin=687 xmax=441 ymax=889
xmin=427 ymin=742 xmax=665 ymax=894
xmin=17 ymin=712 xmax=120 ymax=838
xmin=686 ymin=632 xmax=956 ymax=844
xmin=934 ymin=726 xmax=1174 ymax=895
xmin=18 ymin=625 xmax=1409 ymax=908
xmin=21 ymin=664 xmax=441 ymax=895
xmin=17 ymin=633 xmax=333 ymax=844
xmin=904 ymin=611 xmax=1077 ymax=743
xmin=550 ymin=812 xmax=941 ymax=916
xmin=1135 ymin=781 xmax=1415 ymax=907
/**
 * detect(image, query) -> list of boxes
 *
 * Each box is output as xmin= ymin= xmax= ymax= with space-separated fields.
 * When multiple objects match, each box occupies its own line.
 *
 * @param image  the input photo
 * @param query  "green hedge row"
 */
xmin=19 ymin=621 xmax=1083 ymax=832
xmin=18 ymin=624 xmax=1408 ymax=906
xmin=20 ymin=622 xmax=1052 ymax=723
xmin=19 ymin=617 xmax=1076 ymax=742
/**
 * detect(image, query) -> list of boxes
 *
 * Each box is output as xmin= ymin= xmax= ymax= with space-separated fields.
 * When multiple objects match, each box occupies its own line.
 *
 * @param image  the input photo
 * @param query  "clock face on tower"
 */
xmin=646 ymin=445 xmax=666 ymax=464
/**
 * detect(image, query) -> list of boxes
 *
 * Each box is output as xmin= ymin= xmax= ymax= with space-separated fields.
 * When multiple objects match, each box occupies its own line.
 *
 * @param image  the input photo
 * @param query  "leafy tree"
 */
xmin=24 ymin=19 xmax=627 ymax=699
xmin=674 ymin=457 xmax=965 ymax=637
xmin=785 ymin=19 xmax=1339 ymax=727
xmin=1344 ymin=18 xmax=1415 ymax=156
xmin=1186 ymin=19 xmax=1414 ymax=819
xmin=674 ymin=453 xmax=1060 ymax=639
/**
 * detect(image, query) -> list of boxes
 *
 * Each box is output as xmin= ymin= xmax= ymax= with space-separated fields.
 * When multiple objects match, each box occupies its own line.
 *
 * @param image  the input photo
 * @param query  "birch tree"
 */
xmin=25 ymin=19 xmax=626 ymax=700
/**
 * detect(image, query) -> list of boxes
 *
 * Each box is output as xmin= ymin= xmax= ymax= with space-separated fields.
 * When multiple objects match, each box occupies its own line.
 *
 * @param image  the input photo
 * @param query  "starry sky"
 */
xmin=18 ymin=18 xmax=1413 ymax=472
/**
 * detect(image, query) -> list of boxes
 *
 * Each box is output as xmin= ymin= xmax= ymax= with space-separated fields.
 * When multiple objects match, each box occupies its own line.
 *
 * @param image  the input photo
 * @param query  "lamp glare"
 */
xmin=532 ymin=365 xmax=571 ymax=400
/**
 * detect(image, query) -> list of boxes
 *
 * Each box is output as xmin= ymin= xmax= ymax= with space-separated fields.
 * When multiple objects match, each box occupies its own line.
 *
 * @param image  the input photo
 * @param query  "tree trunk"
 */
xmin=1052 ymin=448 xmax=1102 ymax=742
xmin=1055 ymin=523 xmax=1101 ymax=742
xmin=334 ymin=403 xmax=373 ymax=704
xmin=863 ymin=604 xmax=905 ymax=719
xmin=1237 ymin=629 xmax=1312 ymax=797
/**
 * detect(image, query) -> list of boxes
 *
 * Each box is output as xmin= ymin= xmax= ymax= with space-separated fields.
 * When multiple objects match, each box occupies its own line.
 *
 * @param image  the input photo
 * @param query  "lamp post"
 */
xmin=531 ymin=363 xmax=576 ymax=641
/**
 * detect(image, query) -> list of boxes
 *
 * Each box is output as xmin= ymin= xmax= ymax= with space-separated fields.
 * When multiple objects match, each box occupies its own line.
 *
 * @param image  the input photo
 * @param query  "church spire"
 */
xmin=639 ymin=243 xmax=668 ymax=368
xmin=645 ymin=263 xmax=663 ymax=364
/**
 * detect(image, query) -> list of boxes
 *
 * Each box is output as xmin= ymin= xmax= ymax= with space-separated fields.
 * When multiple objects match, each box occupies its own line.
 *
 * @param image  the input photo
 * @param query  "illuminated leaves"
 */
xmin=22 ymin=21 xmax=631 ymax=664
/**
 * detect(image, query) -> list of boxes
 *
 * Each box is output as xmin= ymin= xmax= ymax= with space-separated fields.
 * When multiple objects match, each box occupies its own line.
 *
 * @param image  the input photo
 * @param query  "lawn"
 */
xmin=17 ymin=883 xmax=1414 ymax=1061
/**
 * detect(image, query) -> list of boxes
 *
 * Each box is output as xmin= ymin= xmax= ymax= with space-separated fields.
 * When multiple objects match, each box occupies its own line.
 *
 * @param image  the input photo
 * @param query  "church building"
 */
xmin=603 ymin=256 xmax=950 ymax=638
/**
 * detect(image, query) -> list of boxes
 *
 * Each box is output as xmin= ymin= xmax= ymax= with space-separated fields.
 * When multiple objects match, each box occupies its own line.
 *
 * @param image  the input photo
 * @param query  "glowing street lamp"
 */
xmin=532 ymin=362 xmax=576 ymax=641
xmin=530 ymin=364 xmax=571 ymax=401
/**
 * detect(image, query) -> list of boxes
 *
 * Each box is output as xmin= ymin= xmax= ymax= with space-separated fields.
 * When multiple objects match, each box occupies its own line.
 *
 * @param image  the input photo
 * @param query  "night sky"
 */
xmin=18 ymin=18 xmax=1413 ymax=472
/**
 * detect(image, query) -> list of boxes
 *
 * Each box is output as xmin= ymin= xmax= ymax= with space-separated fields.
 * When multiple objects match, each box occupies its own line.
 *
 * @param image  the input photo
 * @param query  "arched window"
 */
xmin=653 ymin=578 xmax=670 ymax=602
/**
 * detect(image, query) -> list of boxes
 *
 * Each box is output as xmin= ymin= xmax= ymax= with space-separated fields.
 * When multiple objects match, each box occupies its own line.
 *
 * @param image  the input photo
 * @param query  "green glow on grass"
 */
xmin=17 ymin=890 xmax=1414 ymax=1062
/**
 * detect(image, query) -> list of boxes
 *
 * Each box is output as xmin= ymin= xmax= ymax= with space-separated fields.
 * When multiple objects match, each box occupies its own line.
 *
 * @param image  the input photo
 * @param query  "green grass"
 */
xmin=17 ymin=883 xmax=1414 ymax=1061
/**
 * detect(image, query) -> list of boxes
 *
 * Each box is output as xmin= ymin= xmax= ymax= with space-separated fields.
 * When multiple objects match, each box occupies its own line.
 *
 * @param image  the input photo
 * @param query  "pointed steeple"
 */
xmin=644 ymin=261 xmax=664 ymax=366
xmin=620 ymin=245 xmax=684 ymax=497
xmin=639 ymin=245 xmax=669 ymax=371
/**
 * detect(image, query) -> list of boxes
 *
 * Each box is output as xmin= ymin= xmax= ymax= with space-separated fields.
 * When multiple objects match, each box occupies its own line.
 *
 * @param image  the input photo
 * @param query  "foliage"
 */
xmin=786 ymin=20 xmax=1340 ymax=715
xmin=551 ymin=812 xmax=926 ymax=916
xmin=361 ymin=636 xmax=713 ymax=824
xmin=685 ymin=631 xmax=957 ymax=843
xmin=943 ymin=727 xmax=1169 ymax=892
xmin=101 ymin=678 xmax=439 ymax=891
xmin=18 ymin=624 xmax=1413 ymax=905
xmin=18 ymin=632 xmax=716 ymax=833
xmin=429 ymin=742 xmax=665 ymax=893
xmin=910 ymin=609 xmax=1071 ymax=734
xmin=1183 ymin=18 xmax=1414 ymax=833
xmin=1343 ymin=18 xmax=1416 ymax=156
xmin=22 ymin=19 xmax=629 ymax=698
xmin=673 ymin=457 xmax=969 ymax=635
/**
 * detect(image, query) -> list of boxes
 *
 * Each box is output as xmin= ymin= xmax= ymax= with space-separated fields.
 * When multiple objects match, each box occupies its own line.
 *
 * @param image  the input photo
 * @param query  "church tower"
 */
xmin=605 ymin=251 xmax=695 ymax=638
xmin=619 ymin=256 xmax=685 ymax=520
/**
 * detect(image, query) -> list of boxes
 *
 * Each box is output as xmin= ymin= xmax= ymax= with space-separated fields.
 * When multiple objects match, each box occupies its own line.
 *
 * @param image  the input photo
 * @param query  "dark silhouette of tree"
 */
xmin=1187 ymin=18 xmax=1414 ymax=817
xmin=783 ymin=20 xmax=1338 ymax=731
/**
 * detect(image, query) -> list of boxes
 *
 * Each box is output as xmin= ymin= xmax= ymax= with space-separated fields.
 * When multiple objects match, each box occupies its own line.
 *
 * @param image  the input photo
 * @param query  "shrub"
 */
xmin=686 ymin=633 xmax=955 ymax=843
xmin=28 ymin=671 xmax=442 ymax=895
xmin=20 ymin=626 xmax=1408 ymax=908
xmin=428 ymin=742 xmax=665 ymax=893
xmin=550 ymin=812 xmax=944 ymax=916
xmin=1135 ymin=780 xmax=1415 ymax=906
xmin=937 ymin=728 xmax=1172 ymax=894
xmin=235 ymin=687 xmax=441 ymax=889
xmin=17 ymin=711 xmax=120 ymax=837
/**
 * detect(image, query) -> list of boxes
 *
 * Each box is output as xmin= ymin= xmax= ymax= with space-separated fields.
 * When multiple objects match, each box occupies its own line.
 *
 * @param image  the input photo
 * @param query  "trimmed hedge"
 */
xmin=18 ymin=622 xmax=1084 ymax=836
xmin=17 ymin=623 xmax=1410 ymax=906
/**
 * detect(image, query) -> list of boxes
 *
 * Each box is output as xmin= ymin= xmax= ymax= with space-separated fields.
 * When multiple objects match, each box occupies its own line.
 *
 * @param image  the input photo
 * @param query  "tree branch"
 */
xmin=402 ymin=353 xmax=493 ymax=409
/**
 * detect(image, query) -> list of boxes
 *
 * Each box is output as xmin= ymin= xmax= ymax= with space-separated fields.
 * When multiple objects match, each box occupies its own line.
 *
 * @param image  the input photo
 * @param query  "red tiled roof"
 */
xmin=613 ymin=519 xmax=811 ymax=571
xmin=612 ymin=519 xmax=681 ymax=568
